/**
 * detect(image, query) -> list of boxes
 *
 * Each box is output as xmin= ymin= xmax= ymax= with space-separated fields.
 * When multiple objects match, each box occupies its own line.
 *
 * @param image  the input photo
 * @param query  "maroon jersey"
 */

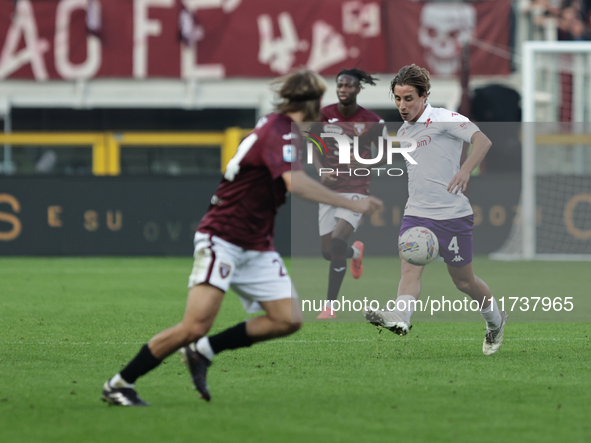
xmin=314 ymin=104 xmax=384 ymax=195
xmin=198 ymin=113 xmax=301 ymax=251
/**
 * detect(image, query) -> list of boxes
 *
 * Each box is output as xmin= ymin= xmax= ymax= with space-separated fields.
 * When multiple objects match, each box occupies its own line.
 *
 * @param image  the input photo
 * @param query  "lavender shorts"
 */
xmin=400 ymin=215 xmax=474 ymax=267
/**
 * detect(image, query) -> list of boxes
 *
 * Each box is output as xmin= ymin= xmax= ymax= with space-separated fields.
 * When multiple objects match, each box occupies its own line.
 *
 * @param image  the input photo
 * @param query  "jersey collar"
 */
xmin=416 ymin=103 xmax=432 ymax=123
xmin=401 ymin=103 xmax=432 ymax=129
xmin=335 ymin=103 xmax=362 ymax=121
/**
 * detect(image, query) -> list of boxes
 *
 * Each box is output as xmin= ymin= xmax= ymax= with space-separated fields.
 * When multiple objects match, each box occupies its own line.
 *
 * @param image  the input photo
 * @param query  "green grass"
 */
xmin=0 ymin=257 xmax=590 ymax=443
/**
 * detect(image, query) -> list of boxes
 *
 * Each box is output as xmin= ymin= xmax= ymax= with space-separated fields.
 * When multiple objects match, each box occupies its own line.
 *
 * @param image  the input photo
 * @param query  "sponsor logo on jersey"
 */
xmin=354 ymin=123 xmax=366 ymax=135
xmin=416 ymin=135 xmax=432 ymax=148
xmin=460 ymin=122 xmax=472 ymax=129
xmin=328 ymin=118 xmax=339 ymax=123
xmin=219 ymin=263 xmax=232 ymax=278
xmin=283 ymin=144 xmax=296 ymax=162
xmin=323 ymin=124 xmax=344 ymax=134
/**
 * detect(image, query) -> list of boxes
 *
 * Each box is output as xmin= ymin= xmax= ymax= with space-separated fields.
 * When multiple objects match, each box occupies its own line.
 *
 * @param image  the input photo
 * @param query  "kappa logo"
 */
xmin=219 ymin=263 xmax=232 ymax=278
xmin=328 ymin=118 xmax=339 ymax=123
xmin=452 ymin=113 xmax=458 ymax=117
xmin=424 ymin=118 xmax=433 ymax=128
xmin=451 ymin=255 xmax=464 ymax=263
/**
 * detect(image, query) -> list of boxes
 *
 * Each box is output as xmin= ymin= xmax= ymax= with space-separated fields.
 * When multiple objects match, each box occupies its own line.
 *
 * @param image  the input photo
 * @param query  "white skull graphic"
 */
xmin=418 ymin=3 xmax=476 ymax=75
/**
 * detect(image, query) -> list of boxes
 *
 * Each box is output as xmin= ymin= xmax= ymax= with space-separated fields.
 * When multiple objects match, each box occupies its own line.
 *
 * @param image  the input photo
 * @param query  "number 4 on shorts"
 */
xmin=448 ymin=236 xmax=459 ymax=254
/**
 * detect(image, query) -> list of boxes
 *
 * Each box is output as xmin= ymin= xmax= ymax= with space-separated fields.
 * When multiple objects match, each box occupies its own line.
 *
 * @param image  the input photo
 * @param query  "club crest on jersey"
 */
xmin=354 ymin=123 xmax=366 ymax=135
xmin=323 ymin=124 xmax=343 ymax=134
xmin=219 ymin=263 xmax=231 ymax=279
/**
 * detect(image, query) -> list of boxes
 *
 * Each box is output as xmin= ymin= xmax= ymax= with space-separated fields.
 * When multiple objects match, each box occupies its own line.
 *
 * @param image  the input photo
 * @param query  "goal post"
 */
xmin=491 ymin=41 xmax=591 ymax=261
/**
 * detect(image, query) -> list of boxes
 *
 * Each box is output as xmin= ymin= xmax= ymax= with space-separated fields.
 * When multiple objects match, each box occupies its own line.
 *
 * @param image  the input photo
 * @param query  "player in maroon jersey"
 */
xmin=101 ymin=70 xmax=383 ymax=406
xmin=312 ymin=68 xmax=385 ymax=319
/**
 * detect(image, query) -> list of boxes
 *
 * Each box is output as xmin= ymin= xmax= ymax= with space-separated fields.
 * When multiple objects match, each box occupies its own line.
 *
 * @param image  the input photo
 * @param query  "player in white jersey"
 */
xmin=364 ymin=64 xmax=508 ymax=355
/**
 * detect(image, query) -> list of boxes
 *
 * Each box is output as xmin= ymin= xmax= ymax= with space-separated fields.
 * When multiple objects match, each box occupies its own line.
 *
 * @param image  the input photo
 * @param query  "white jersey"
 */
xmin=398 ymin=104 xmax=480 ymax=220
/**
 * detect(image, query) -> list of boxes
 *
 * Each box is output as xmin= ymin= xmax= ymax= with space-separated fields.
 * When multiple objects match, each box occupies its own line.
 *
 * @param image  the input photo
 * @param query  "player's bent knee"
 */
xmin=182 ymin=322 xmax=211 ymax=342
xmin=321 ymin=251 xmax=332 ymax=261
xmin=273 ymin=319 xmax=301 ymax=337
xmin=453 ymin=278 xmax=472 ymax=294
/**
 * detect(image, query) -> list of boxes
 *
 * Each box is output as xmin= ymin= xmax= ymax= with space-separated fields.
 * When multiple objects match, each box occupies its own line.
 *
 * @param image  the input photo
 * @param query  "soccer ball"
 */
xmin=398 ymin=227 xmax=439 ymax=266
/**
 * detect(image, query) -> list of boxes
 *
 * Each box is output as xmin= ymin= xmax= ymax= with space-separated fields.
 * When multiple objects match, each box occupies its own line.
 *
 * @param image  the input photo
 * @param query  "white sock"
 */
xmin=351 ymin=245 xmax=360 ymax=260
xmin=480 ymin=296 xmax=502 ymax=330
xmin=196 ymin=337 xmax=215 ymax=361
xmin=393 ymin=294 xmax=416 ymax=323
xmin=109 ymin=373 xmax=133 ymax=388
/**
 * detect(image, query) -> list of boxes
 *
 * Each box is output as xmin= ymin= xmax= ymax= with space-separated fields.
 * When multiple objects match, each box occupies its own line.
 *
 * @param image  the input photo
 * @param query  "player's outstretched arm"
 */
xmin=447 ymin=131 xmax=492 ymax=194
xmin=283 ymin=170 xmax=383 ymax=214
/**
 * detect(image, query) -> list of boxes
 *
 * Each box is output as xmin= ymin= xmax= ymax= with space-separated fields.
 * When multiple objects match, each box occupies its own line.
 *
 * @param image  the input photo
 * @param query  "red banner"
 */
xmin=0 ymin=0 xmax=511 ymax=80
xmin=384 ymin=0 xmax=512 ymax=76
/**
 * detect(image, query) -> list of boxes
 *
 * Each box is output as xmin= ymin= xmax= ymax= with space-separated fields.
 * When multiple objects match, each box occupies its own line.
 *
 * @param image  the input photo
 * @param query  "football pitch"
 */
xmin=1 ymin=256 xmax=589 ymax=443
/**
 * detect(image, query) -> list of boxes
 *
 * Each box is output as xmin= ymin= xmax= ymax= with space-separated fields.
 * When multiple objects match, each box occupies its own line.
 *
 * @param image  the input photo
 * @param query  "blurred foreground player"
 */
xmin=363 ymin=64 xmax=507 ymax=355
xmin=101 ymin=70 xmax=383 ymax=406
xmin=312 ymin=68 xmax=385 ymax=319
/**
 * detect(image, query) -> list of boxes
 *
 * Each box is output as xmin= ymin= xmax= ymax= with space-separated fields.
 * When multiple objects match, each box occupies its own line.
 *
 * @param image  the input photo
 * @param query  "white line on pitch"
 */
xmin=0 ymin=269 xmax=188 ymax=274
xmin=0 ymin=337 xmax=586 ymax=346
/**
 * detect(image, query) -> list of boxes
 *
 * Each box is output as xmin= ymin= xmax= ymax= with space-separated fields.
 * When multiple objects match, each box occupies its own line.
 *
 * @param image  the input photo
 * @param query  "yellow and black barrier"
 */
xmin=0 ymin=128 xmax=251 ymax=176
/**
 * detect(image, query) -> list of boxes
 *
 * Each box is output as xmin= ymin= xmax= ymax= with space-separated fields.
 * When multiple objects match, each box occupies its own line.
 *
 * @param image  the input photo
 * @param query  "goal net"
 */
xmin=491 ymin=41 xmax=591 ymax=260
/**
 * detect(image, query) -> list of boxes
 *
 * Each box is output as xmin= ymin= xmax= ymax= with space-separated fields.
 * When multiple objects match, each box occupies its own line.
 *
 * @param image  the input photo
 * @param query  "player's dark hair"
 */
xmin=337 ymin=68 xmax=379 ymax=88
xmin=390 ymin=64 xmax=431 ymax=99
xmin=272 ymin=70 xmax=327 ymax=121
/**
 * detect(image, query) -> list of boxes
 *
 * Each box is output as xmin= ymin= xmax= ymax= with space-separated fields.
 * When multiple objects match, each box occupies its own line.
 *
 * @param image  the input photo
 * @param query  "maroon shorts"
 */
xmin=400 ymin=215 xmax=474 ymax=267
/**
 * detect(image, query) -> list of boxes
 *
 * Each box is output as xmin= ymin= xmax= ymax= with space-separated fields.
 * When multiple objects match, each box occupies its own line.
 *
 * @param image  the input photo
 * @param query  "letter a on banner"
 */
xmin=0 ymin=0 xmax=49 ymax=80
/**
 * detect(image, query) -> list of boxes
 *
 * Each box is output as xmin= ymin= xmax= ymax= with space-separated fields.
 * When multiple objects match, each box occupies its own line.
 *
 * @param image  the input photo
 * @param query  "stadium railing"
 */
xmin=0 ymin=127 xmax=250 ymax=175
